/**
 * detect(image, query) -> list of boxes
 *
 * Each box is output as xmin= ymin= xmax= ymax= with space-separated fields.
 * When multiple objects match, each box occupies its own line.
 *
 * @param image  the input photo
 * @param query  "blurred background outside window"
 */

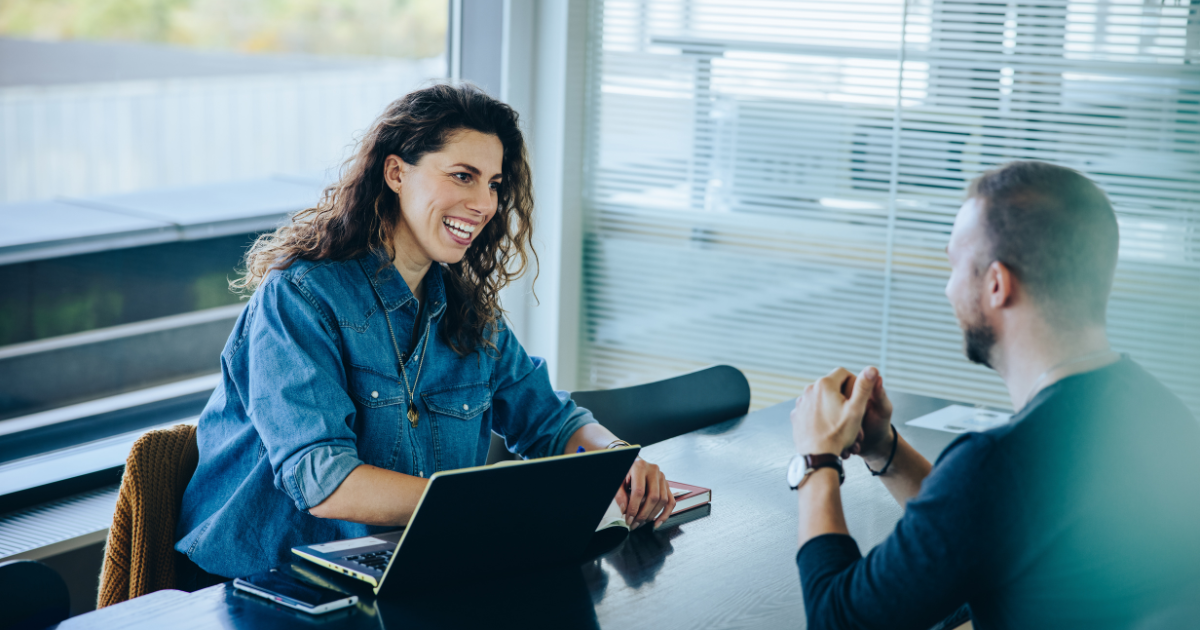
xmin=0 ymin=0 xmax=446 ymax=455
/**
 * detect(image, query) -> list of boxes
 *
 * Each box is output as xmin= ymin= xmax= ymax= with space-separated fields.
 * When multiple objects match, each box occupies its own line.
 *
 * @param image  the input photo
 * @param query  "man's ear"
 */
xmin=383 ymin=155 xmax=405 ymax=193
xmin=986 ymin=261 xmax=1017 ymax=309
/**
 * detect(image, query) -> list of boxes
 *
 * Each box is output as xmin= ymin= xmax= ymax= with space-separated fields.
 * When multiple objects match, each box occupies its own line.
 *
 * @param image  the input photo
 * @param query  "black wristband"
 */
xmin=865 ymin=424 xmax=898 ymax=476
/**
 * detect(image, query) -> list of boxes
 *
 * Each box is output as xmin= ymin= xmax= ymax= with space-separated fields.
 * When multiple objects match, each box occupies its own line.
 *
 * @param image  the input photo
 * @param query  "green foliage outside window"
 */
xmin=0 ymin=0 xmax=447 ymax=59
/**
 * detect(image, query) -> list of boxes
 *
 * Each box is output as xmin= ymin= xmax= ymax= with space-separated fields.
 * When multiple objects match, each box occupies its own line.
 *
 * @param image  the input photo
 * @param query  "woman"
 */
xmin=175 ymin=84 xmax=674 ymax=582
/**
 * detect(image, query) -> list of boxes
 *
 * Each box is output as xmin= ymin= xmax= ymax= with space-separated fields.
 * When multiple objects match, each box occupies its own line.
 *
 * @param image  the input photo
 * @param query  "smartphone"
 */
xmin=233 ymin=568 xmax=358 ymax=614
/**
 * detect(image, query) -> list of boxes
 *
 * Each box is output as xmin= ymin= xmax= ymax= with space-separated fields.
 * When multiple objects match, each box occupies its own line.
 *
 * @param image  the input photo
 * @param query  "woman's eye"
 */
xmin=454 ymin=172 xmax=471 ymax=183
xmin=489 ymin=182 xmax=501 ymax=191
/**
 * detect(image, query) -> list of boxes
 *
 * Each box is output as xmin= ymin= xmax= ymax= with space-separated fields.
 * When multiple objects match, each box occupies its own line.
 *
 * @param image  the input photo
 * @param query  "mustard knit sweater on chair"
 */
xmin=98 ymin=423 xmax=198 ymax=608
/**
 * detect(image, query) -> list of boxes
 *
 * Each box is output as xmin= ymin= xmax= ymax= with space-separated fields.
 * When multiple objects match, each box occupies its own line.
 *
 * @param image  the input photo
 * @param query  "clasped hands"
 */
xmin=790 ymin=366 xmax=895 ymax=466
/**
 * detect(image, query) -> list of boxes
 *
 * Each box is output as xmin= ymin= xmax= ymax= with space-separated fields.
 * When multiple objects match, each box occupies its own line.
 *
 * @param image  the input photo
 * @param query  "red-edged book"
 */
xmin=593 ymin=480 xmax=711 ymax=534
xmin=666 ymin=481 xmax=712 ymax=518
xmin=588 ymin=480 xmax=712 ymax=554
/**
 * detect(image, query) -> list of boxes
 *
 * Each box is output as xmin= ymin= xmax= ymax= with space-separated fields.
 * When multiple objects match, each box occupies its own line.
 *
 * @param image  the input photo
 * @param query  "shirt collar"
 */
xmin=357 ymin=249 xmax=449 ymax=319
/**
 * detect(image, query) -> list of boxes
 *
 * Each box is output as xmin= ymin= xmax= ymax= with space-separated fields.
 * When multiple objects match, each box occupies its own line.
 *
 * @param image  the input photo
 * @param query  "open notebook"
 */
xmin=590 ymin=481 xmax=712 ymax=551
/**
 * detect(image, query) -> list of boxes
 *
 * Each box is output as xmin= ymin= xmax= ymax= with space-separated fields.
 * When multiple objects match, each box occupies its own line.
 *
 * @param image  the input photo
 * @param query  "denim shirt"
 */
xmin=175 ymin=251 xmax=595 ymax=578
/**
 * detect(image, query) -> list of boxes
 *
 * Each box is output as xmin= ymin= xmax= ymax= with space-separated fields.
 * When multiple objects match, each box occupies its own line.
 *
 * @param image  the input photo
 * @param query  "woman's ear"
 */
xmin=383 ymin=155 xmax=405 ymax=193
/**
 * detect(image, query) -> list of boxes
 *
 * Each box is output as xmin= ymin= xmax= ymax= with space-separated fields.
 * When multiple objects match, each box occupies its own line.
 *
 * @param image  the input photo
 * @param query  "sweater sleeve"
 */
xmin=796 ymin=432 xmax=1023 ymax=630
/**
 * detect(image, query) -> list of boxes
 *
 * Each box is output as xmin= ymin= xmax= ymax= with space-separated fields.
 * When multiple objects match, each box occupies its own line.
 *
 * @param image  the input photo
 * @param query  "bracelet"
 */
xmin=865 ymin=425 xmax=898 ymax=476
xmin=606 ymin=439 xmax=632 ymax=449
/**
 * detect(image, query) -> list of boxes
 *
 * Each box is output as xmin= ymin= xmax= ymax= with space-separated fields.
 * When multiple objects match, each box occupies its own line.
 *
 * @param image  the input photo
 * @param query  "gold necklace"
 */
xmin=384 ymin=308 xmax=431 ymax=428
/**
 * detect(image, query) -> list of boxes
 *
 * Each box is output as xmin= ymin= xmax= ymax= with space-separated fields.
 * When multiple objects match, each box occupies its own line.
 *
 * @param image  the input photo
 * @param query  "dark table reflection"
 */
xmin=603 ymin=523 xmax=678 ymax=589
xmin=375 ymin=566 xmax=599 ymax=630
xmin=238 ymin=513 xmax=710 ymax=630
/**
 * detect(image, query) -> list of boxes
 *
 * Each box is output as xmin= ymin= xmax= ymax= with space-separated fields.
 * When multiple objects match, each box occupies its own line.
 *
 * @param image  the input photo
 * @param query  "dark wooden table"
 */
xmin=55 ymin=392 xmax=961 ymax=629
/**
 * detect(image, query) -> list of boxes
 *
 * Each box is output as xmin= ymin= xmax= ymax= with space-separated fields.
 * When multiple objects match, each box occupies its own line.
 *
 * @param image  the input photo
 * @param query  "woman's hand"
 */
xmin=615 ymin=457 xmax=676 ymax=530
xmin=564 ymin=424 xmax=676 ymax=529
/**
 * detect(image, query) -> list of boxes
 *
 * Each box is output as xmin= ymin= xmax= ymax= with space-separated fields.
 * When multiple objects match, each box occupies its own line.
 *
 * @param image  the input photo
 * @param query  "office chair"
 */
xmin=571 ymin=365 xmax=751 ymax=447
xmin=97 ymin=423 xmax=199 ymax=608
xmin=486 ymin=365 xmax=751 ymax=463
xmin=0 ymin=560 xmax=70 ymax=629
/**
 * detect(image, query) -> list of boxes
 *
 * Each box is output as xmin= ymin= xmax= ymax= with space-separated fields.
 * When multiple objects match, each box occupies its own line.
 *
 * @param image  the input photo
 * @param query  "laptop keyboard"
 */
xmin=346 ymin=549 xmax=392 ymax=572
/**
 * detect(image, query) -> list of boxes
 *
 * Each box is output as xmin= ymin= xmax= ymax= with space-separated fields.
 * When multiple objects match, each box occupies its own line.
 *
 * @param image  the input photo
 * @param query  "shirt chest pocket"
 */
xmin=347 ymin=366 xmax=405 ymax=470
xmin=422 ymin=383 xmax=492 ymax=470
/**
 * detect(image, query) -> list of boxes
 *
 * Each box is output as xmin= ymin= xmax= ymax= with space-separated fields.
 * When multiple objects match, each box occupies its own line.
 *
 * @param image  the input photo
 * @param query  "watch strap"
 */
xmin=789 ymin=453 xmax=845 ymax=489
xmin=804 ymin=454 xmax=845 ymax=486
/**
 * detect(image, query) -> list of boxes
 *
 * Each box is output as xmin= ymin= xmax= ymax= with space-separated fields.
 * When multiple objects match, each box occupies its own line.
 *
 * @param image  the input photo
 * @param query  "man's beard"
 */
xmin=961 ymin=306 xmax=996 ymax=368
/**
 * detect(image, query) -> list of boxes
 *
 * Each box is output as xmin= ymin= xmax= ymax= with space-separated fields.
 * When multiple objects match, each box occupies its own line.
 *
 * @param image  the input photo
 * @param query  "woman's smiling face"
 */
xmin=385 ymin=129 xmax=503 ymax=268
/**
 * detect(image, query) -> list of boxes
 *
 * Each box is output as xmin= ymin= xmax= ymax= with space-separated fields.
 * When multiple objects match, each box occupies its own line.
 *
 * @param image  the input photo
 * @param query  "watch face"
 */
xmin=787 ymin=454 xmax=808 ymax=488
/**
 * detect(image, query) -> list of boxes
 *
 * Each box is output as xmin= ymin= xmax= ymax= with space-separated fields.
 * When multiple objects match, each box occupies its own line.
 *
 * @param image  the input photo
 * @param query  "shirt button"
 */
xmin=462 ymin=404 xmax=469 ymax=410
xmin=371 ymin=391 xmax=379 ymax=399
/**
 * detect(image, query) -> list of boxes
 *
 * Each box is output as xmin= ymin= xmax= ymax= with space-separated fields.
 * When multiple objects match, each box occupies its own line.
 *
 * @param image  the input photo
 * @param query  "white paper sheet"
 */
xmin=596 ymin=499 xmax=626 ymax=531
xmin=905 ymin=404 xmax=1012 ymax=434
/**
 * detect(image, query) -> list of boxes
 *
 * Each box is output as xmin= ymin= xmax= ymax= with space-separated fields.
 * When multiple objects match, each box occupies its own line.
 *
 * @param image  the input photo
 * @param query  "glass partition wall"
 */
xmin=581 ymin=0 xmax=1200 ymax=414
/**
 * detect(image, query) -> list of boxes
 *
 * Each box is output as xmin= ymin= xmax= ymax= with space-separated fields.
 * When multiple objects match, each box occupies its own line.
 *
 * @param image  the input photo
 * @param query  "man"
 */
xmin=788 ymin=161 xmax=1200 ymax=629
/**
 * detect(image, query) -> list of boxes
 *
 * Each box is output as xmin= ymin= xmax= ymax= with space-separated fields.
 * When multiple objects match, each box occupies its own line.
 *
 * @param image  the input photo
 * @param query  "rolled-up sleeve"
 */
xmin=489 ymin=321 xmax=596 ymax=459
xmin=246 ymin=275 xmax=363 ymax=512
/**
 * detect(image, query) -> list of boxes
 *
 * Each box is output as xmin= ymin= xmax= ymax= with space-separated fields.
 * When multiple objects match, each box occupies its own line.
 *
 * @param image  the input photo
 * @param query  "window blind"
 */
xmin=580 ymin=0 xmax=1200 ymax=415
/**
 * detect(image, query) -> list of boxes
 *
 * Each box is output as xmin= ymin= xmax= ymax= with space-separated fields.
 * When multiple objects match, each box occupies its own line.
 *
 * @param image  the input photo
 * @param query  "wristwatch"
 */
xmin=787 ymin=454 xmax=845 ymax=489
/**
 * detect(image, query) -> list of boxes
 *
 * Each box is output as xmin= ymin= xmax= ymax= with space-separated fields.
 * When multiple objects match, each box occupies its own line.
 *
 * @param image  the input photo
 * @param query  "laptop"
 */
xmin=292 ymin=446 xmax=640 ymax=595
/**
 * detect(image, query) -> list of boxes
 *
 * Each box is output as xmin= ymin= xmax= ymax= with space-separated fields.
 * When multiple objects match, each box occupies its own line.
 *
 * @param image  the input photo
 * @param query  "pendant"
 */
xmin=407 ymin=406 xmax=419 ymax=428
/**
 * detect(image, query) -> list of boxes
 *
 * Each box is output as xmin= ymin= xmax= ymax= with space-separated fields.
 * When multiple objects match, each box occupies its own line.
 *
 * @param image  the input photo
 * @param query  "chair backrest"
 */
xmin=570 ymin=365 xmax=751 ymax=447
xmin=0 ymin=560 xmax=70 ymax=630
xmin=98 ymin=423 xmax=198 ymax=608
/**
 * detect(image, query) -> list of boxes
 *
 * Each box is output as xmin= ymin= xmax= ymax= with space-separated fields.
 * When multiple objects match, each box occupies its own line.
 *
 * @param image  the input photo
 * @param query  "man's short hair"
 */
xmin=967 ymin=161 xmax=1119 ymax=326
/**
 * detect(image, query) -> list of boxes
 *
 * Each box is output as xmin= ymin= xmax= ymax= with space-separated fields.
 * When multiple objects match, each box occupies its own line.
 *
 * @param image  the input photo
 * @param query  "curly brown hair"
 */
xmin=233 ymin=83 xmax=536 ymax=356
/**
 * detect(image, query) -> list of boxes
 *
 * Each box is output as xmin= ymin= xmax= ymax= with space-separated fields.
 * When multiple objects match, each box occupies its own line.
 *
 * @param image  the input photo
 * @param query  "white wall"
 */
xmin=489 ymin=0 xmax=591 ymax=391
